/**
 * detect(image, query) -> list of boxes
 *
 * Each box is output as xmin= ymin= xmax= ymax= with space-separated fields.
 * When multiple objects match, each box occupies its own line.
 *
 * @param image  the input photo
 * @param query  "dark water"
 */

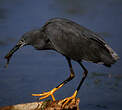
xmin=0 ymin=0 xmax=122 ymax=109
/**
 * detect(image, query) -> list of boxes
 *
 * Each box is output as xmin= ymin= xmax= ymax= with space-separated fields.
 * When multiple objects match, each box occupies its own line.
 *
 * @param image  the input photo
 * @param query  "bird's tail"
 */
xmin=105 ymin=44 xmax=119 ymax=61
xmin=103 ymin=44 xmax=119 ymax=67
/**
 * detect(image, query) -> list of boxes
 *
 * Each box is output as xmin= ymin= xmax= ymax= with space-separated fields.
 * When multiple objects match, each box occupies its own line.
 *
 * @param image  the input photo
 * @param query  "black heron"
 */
xmin=5 ymin=18 xmax=119 ymax=106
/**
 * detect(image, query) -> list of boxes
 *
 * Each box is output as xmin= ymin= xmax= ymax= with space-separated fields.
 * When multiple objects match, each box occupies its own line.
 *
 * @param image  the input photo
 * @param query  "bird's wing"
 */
xmin=44 ymin=20 xmax=106 ymax=51
xmin=83 ymin=29 xmax=119 ymax=62
xmin=80 ymin=26 xmax=105 ymax=44
xmin=81 ymin=28 xmax=109 ymax=50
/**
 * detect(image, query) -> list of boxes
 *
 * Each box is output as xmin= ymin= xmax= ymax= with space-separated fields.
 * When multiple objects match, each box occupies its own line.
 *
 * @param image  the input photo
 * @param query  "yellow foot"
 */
xmin=61 ymin=90 xmax=78 ymax=107
xmin=32 ymin=84 xmax=64 ymax=101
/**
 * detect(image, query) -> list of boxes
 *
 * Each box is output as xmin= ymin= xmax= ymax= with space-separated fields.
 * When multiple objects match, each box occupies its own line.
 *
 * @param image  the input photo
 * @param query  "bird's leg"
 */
xmin=76 ymin=62 xmax=88 ymax=91
xmin=62 ymin=62 xmax=88 ymax=107
xmin=32 ymin=57 xmax=75 ymax=101
xmin=56 ymin=57 xmax=75 ymax=88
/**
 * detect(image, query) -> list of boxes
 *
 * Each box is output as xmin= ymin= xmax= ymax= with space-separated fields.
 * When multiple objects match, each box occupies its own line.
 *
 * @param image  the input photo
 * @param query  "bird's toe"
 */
xmin=32 ymin=88 xmax=58 ymax=101
xmin=61 ymin=90 xmax=78 ymax=107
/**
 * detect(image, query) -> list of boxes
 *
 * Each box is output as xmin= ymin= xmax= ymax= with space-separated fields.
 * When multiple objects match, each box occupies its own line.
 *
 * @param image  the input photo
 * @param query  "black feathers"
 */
xmin=42 ymin=18 xmax=119 ymax=66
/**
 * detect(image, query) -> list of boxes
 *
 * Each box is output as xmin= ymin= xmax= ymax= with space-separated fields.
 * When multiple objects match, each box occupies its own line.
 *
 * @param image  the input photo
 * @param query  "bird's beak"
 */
xmin=4 ymin=40 xmax=26 ymax=68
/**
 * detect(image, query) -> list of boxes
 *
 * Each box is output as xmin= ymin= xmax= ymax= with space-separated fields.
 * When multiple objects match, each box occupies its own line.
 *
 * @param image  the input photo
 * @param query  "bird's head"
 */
xmin=4 ymin=29 xmax=44 ymax=67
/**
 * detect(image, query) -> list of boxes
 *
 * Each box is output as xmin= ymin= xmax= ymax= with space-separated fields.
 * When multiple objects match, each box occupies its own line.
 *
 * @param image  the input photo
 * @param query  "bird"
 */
xmin=4 ymin=18 xmax=119 ymax=106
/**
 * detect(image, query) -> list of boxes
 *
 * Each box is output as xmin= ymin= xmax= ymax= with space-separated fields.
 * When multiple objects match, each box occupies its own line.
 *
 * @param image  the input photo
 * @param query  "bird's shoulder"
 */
xmin=42 ymin=18 xmax=107 ymax=47
xmin=43 ymin=18 xmax=85 ymax=40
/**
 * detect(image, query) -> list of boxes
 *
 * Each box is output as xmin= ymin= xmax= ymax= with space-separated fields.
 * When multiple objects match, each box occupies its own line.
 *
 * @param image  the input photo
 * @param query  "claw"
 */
xmin=62 ymin=90 xmax=78 ymax=107
xmin=32 ymin=83 xmax=64 ymax=101
xmin=32 ymin=88 xmax=58 ymax=101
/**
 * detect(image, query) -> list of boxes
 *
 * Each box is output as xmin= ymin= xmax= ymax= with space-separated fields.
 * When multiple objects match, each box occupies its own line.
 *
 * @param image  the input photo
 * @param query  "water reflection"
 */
xmin=89 ymin=72 xmax=122 ymax=91
xmin=0 ymin=40 xmax=6 ymax=46
xmin=0 ymin=8 xmax=7 ymax=20
xmin=52 ymin=0 xmax=87 ymax=15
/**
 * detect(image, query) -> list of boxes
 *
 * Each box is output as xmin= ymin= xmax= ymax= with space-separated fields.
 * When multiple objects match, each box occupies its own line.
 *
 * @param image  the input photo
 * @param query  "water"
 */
xmin=0 ymin=0 xmax=122 ymax=109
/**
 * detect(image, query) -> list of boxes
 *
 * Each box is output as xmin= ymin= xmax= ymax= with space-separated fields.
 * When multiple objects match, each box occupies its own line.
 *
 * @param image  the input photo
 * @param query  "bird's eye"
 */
xmin=21 ymin=39 xmax=24 ymax=42
xmin=17 ymin=39 xmax=25 ymax=46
